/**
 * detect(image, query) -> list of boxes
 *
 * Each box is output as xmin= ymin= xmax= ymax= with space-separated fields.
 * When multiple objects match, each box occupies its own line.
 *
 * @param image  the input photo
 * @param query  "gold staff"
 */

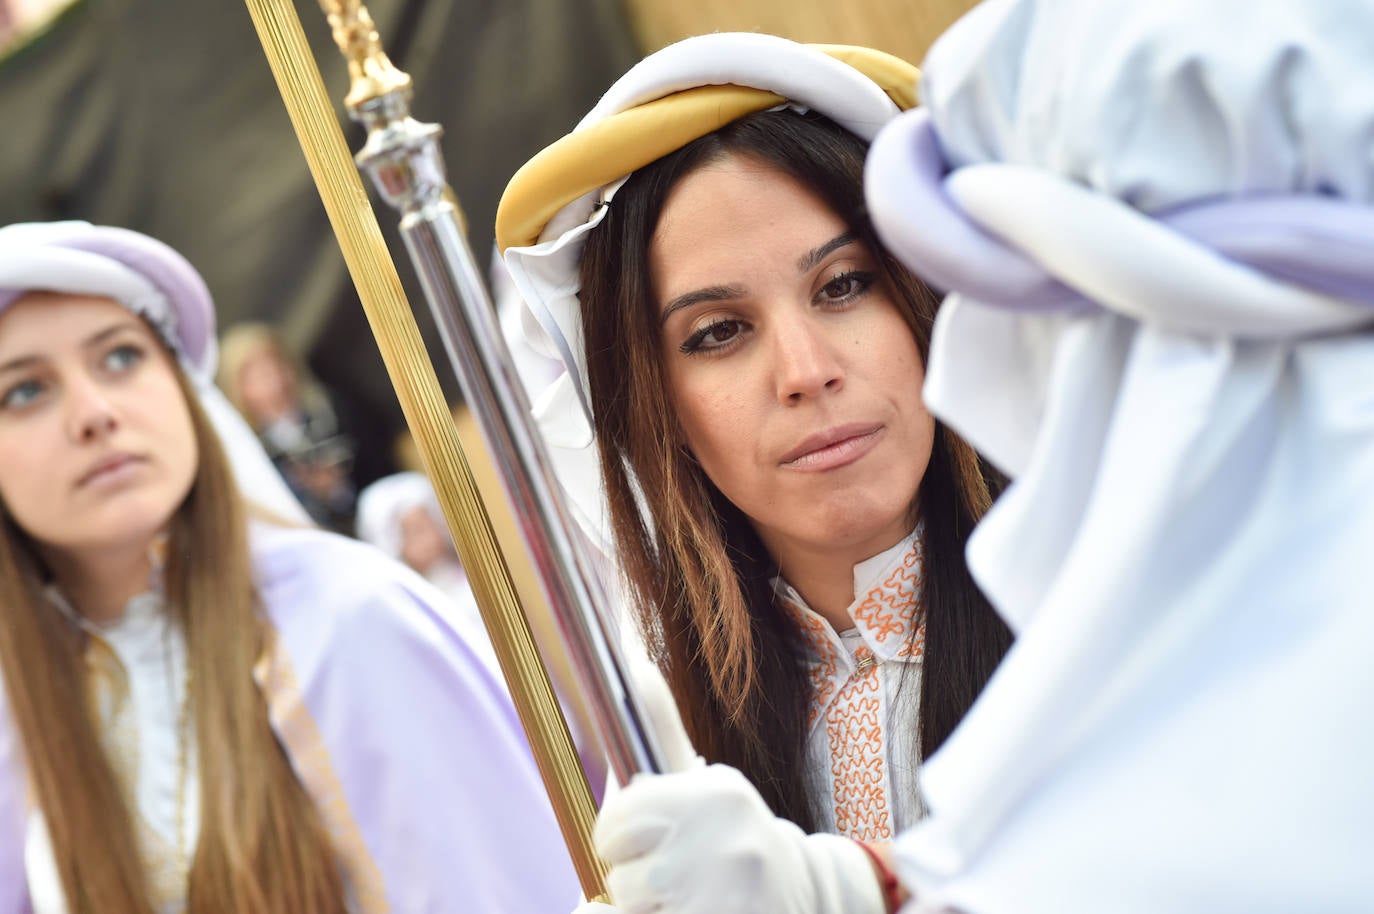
xmin=241 ymin=0 xmax=623 ymax=899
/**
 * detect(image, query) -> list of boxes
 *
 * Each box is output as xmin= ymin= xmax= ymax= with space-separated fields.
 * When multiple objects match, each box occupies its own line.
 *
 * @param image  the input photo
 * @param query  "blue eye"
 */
xmin=103 ymin=344 xmax=145 ymax=372
xmin=0 ymin=379 xmax=45 ymax=410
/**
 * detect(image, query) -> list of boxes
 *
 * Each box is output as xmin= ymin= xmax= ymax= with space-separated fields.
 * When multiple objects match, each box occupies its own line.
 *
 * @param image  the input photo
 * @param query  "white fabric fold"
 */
xmin=919 ymin=0 xmax=1374 ymax=208
xmin=944 ymin=164 xmax=1370 ymax=339
xmin=863 ymin=0 xmax=1374 ymax=910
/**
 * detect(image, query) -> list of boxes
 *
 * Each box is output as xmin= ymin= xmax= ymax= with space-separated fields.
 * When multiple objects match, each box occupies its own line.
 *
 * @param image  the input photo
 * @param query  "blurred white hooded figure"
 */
xmin=355 ymin=472 xmax=486 ymax=646
xmin=559 ymin=1 xmax=1374 ymax=913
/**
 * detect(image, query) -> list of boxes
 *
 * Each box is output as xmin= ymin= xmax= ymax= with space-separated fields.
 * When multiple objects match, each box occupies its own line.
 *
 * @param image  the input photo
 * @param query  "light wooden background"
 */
xmin=624 ymin=0 xmax=979 ymax=67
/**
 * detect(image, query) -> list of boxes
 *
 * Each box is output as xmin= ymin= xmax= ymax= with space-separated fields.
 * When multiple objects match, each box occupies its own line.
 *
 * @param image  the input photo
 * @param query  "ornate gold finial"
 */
xmin=317 ymin=0 xmax=411 ymax=110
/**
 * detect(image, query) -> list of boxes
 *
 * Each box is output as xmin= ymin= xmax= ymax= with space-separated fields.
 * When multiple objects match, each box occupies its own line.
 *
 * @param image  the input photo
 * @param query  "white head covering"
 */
xmin=0 ymin=221 xmax=311 ymax=524
xmin=497 ymin=32 xmax=917 ymax=550
xmin=863 ymin=1 xmax=1374 ymax=911
xmin=355 ymin=472 xmax=443 ymax=560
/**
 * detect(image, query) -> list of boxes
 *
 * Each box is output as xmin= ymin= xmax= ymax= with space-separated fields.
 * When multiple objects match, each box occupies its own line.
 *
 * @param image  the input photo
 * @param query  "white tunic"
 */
xmin=775 ymin=530 xmax=927 ymax=839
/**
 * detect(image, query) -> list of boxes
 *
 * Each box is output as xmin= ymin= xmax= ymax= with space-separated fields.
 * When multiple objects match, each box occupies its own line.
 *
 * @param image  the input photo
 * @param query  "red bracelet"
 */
xmin=853 ymin=839 xmax=903 ymax=914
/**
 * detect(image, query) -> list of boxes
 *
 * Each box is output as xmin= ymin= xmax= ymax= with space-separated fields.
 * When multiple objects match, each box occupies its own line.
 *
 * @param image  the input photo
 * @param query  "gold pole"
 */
xmin=242 ymin=0 xmax=608 ymax=899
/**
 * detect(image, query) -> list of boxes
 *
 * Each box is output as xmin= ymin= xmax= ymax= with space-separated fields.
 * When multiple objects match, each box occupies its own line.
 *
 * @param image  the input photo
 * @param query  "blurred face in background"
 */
xmin=399 ymin=504 xmax=453 ymax=574
xmin=235 ymin=342 xmax=298 ymax=427
xmin=0 ymin=292 xmax=197 ymax=563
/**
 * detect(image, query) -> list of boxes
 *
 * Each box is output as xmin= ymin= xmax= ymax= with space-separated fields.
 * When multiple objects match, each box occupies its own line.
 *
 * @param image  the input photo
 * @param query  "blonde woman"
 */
xmin=0 ymin=222 xmax=577 ymax=913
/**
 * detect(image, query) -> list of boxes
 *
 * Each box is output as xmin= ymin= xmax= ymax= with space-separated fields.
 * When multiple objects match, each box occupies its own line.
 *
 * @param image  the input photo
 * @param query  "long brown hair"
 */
xmin=0 ymin=349 xmax=346 ymax=911
xmin=580 ymin=109 xmax=1013 ymax=830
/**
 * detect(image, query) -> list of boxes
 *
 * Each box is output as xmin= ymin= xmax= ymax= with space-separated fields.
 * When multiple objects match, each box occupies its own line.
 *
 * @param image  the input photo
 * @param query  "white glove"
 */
xmin=596 ymin=651 xmax=887 ymax=914
xmin=595 ymin=762 xmax=884 ymax=914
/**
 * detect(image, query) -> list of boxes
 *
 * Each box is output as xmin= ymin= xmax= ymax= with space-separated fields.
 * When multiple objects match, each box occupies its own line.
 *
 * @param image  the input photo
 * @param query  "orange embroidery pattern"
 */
xmin=782 ymin=597 xmax=842 ymax=730
xmin=780 ymin=537 xmax=925 ymax=836
xmin=853 ymin=547 xmax=926 ymax=658
xmin=826 ymin=652 xmax=891 ymax=841
xmin=254 ymin=630 xmax=391 ymax=914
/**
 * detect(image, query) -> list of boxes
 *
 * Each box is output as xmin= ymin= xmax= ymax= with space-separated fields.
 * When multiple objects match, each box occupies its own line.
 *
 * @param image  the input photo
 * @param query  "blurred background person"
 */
xmin=218 ymin=322 xmax=358 ymax=533
xmin=356 ymin=471 xmax=478 ymax=630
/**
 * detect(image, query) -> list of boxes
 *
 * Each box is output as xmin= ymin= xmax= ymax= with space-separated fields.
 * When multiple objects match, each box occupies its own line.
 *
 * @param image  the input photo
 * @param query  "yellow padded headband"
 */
xmin=496 ymin=43 xmax=918 ymax=253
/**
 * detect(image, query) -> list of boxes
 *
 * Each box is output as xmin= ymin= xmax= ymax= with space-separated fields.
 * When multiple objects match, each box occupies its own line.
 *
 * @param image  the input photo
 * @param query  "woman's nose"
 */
xmin=772 ymin=314 xmax=844 ymax=404
xmin=65 ymin=375 xmax=119 ymax=442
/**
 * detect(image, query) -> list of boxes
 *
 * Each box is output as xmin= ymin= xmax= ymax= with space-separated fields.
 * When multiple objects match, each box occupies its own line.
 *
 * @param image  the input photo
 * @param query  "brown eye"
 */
xmin=822 ymin=275 xmax=859 ymax=299
xmin=680 ymin=319 xmax=747 ymax=354
xmin=817 ymin=270 xmax=875 ymax=304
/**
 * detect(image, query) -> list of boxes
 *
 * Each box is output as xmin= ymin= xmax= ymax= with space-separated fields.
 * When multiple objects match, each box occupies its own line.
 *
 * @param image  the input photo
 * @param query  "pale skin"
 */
xmin=652 ymin=153 xmax=936 ymax=632
xmin=651 ymin=154 xmax=931 ymax=909
xmin=0 ymin=293 xmax=198 ymax=624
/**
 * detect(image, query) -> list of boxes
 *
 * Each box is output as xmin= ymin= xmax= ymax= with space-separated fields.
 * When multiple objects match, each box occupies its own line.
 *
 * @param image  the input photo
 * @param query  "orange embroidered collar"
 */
xmin=774 ymin=526 xmax=927 ymax=671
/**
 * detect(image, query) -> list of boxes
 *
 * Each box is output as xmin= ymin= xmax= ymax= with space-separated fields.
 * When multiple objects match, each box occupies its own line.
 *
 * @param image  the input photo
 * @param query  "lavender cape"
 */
xmin=0 ymin=523 xmax=579 ymax=912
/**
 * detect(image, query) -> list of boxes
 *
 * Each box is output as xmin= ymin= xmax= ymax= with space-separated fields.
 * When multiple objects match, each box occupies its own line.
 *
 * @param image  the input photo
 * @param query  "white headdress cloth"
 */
xmin=0 ymin=221 xmax=310 ymax=524
xmin=863 ymin=1 xmax=1374 ymax=911
xmin=355 ymin=471 xmax=442 ymax=560
xmin=502 ymin=32 xmax=905 ymax=550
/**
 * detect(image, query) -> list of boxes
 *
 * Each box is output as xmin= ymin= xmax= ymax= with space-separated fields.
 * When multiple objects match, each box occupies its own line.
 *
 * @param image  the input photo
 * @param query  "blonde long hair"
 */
xmin=0 ymin=359 xmax=347 ymax=912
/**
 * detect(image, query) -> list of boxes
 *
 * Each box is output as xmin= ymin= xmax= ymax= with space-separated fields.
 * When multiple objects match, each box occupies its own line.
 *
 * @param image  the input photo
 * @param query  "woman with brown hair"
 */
xmin=496 ymin=32 xmax=1012 ymax=908
xmin=0 ymin=221 xmax=577 ymax=913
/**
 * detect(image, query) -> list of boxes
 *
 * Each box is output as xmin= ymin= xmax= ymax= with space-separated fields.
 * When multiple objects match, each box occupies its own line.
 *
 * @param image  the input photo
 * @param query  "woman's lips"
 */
xmin=78 ymin=453 xmax=145 ymax=489
xmin=780 ymin=424 xmax=884 ymax=471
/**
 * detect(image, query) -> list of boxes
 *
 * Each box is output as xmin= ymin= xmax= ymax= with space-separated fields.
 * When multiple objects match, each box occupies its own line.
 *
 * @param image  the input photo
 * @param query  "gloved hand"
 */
xmin=594 ymin=655 xmax=887 ymax=914
xmin=595 ymin=764 xmax=885 ymax=914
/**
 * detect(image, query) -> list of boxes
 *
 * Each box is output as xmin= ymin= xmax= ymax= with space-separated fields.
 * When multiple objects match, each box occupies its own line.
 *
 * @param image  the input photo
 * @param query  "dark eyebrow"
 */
xmin=657 ymin=233 xmax=862 ymax=326
xmin=659 ymin=284 xmax=747 ymax=326
xmin=797 ymin=231 xmax=860 ymax=274
xmin=0 ymin=320 xmax=140 ymax=375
